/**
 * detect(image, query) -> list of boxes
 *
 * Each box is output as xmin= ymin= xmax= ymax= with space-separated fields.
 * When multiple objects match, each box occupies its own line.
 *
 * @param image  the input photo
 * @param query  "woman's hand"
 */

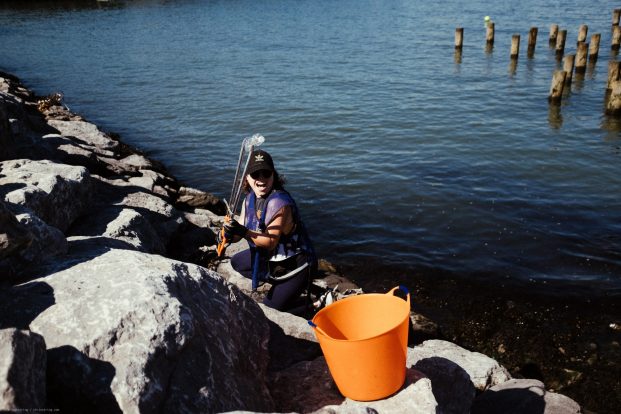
xmin=216 ymin=227 xmax=231 ymax=246
xmin=224 ymin=219 xmax=248 ymax=238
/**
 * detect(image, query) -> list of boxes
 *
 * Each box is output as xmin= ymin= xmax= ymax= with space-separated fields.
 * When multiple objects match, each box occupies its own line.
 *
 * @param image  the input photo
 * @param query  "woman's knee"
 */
xmin=263 ymin=271 xmax=308 ymax=310
xmin=231 ymin=249 xmax=253 ymax=278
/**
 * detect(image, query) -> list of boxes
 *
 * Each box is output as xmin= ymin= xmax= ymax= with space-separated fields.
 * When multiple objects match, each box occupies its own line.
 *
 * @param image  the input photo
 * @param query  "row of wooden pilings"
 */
xmin=454 ymin=8 xmax=621 ymax=115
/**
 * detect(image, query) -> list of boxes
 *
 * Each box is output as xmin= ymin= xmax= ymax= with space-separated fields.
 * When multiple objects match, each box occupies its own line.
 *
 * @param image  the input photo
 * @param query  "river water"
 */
xmin=2 ymin=0 xmax=621 ymax=296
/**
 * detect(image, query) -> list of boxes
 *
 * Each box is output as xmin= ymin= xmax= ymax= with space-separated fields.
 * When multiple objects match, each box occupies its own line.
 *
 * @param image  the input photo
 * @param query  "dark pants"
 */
xmin=230 ymin=249 xmax=308 ymax=311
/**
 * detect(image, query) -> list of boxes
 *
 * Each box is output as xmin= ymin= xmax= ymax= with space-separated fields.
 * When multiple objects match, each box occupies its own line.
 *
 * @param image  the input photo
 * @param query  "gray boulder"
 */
xmin=269 ymin=356 xmax=438 ymax=414
xmin=166 ymin=211 xmax=219 ymax=264
xmin=259 ymin=304 xmax=321 ymax=372
xmin=407 ymin=340 xmax=512 ymax=414
xmin=0 ymin=328 xmax=46 ymax=410
xmin=26 ymin=248 xmax=274 ymax=413
xmin=312 ymin=374 xmax=438 ymax=414
xmin=119 ymin=153 xmax=158 ymax=170
xmin=3 ymin=211 xmax=68 ymax=279
xmin=12 ymin=211 xmax=67 ymax=263
xmin=1 ymin=202 xmax=66 ymax=283
xmin=408 ymin=339 xmax=511 ymax=390
xmin=47 ymin=119 xmax=119 ymax=151
xmin=41 ymin=133 xmax=112 ymax=177
xmin=471 ymin=378 xmax=582 ymax=414
xmin=0 ymin=199 xmax=32 ymax=259
xmin=103 ymin=208 xmax=165 ymax=254
xmin=128 ymin=169 xmax=177 ymax=198
xmin=116 ymin=191 xmax=185 ymax=244
xmin=215 ymin=240 xmax=272 ymax=300
xmin=176 ymin=186 xmax=226 ymax=215
xmin=0 ymin=159 xmax=93 ymax=232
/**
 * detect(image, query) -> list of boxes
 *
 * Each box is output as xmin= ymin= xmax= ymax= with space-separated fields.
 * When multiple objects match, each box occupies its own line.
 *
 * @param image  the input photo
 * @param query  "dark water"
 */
xmin=2 ymin=0 xmax=621 ymax=295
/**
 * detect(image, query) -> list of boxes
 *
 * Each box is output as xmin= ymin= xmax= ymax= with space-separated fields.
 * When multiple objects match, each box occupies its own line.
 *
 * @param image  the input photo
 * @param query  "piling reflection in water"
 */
xmin=548 ymin=104 xmax=563 ymax=129
xmin=454 ymin=49 xmax=462 ymax=65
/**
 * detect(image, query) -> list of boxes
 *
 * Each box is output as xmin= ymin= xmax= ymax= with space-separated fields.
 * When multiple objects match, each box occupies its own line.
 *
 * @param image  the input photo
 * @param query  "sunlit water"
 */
xmin=2 ymin=0 xmax=620 ymax=295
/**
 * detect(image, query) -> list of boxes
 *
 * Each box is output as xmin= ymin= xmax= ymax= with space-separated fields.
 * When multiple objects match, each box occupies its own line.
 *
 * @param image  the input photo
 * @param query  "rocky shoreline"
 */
xmin=0 ymin=71 xmax=583 ymax=413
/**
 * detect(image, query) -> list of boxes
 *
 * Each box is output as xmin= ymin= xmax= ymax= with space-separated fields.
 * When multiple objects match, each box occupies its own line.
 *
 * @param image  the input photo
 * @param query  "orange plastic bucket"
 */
xmin=309 ymin=286 xmax=410 ymax=401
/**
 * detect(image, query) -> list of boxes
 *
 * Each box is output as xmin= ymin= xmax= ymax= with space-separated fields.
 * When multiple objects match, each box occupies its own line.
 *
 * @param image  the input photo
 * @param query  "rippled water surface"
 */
xmin=2 ymin=0 xmax=621 ymax=294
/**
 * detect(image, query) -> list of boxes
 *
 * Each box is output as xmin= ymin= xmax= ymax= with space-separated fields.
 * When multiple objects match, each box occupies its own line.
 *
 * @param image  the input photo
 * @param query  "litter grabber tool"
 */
xmin=216 ymin=133 xmax=265 ymax=257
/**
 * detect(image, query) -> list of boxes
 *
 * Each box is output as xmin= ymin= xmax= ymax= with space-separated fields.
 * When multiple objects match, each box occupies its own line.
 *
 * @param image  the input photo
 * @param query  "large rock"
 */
xmin=312 ymin=374 xmax=438 ymax=414
xmin=41 ymin=133 xmax=113 ymax=177
xmin=408 ymin=339 xmax=511 ymax=390
xmin=103 ymin=208 xmax=165 ymax=254
xmin=407 ymin=340 xmax=511 ymax=414
xmin=176 ymin=186 xmax=226 ymax=215
xmin=0 ymin=200 xmax=32 ymax=259
xmin=471 ymin=378 xmax=582 ymax=414
xmin=0 ymin=88 xmax=57 ymax=159
xmin=115 ymin=190 xmax=185 ymax=244
xmin=259 ymin=303 xmax=321 ymax=371
xmin=216 ymin=240 xmax=272 ymax=299
xmin=0 ymin=328 xmax=46 ymax=410
xmin=166 ymin=212 xmax=218 ymax=264
xmin=47 ymin=120 xmax=120 ymax=151
xmin=24 ymin=248 xmax=274 ymax=413
xmin=128 ymin=169 xmax=178 ymax=198
xmin=13 ymin=210 xmax=67 ymax=262
xmin=2 ymin=210 xmax=67 ymax=280
xmin=1 ymin=202 xmax=67 ymax=283
xmin=269 ymin=357 xmax=438 ymax=413
xmin=0 ymin=159 xmax=93 ymax=232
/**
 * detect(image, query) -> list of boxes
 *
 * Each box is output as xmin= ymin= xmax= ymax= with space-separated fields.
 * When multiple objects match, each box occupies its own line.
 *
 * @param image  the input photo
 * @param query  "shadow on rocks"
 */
xmin=67 ymin=179 xmax=172 ymax=236
xmin=266 ymin=318 xmax=322 ymax=372
xmin=0 ymin=281 xmax=55 ymax=330
xmin=413 ymin=356 xmax=476 ymax=414
xmin=471 ymin=387 xmax=545 ymax=414
xmin=0 ymin=182 xmax=27 ymax=199
xmin=47 ymin=345 xmax=122 ymax=414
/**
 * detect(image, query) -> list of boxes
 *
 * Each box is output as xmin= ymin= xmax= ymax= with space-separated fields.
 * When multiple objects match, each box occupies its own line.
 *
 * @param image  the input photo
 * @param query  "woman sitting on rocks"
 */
xmin=218 ymin=149 xmax=316 ymax=311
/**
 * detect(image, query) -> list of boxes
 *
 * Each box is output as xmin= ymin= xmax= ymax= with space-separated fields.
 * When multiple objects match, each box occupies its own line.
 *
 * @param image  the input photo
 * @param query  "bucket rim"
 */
xmin=313 ymin=289 xmax=410 ymax=318
xmin=311 ymin=312 xmax=410 ymax=343
xmin=310 ymin=291 xmax=410 ymax=343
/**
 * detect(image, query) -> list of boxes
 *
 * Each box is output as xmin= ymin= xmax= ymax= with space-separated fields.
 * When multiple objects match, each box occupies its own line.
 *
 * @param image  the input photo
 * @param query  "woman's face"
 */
xmin=247 ymin=169 xmax=274 ymax=198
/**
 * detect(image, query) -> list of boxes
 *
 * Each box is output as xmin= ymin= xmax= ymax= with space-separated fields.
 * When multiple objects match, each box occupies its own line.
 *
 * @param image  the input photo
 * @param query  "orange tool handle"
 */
xmin=216 ymin=215 xmax=232 ymax=257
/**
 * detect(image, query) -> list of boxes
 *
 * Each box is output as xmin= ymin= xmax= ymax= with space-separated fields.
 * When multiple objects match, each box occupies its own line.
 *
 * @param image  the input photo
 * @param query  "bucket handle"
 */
xmin=308 ymin=320 xmax=330 ymax=337
xmin=387 ymin=285 xmax=410 ymax=306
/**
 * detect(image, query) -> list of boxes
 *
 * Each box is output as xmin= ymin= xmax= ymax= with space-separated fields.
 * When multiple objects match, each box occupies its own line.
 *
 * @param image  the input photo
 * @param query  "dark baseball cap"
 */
xmin=247 ymin=149 xmax=275 ymax=175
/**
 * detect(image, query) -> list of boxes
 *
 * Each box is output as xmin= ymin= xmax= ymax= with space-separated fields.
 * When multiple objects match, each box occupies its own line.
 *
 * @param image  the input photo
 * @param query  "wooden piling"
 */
xmin=575 ymin=42 xmax=588 ymax=73
xmin=527 ymin=27 xmax=538 ymax=57
xmin=510 ymin=34 xmax=520 ymax=58
xmin=613 ymin=9 xmax=621 ymax=26
xmin=577 ymin=24 xmax=588 ymax=43
xmin=486 ymin=22 xmax=495 ymax=45
xmin=548 ymin=70 xmax=567 ymax=103
xmin=589 ymin=33 xmax=601 ymax=61
xmin=607 ymin=61 xmax=621 ymax=90
xmin=455 ymin=28 xmax=464 ymax=49
xmin=605 ymin=80 xmax=621 ymax=115
xmin=612 ymin=25 xmax=621 ymax=50
xmin=549 ymin=24 xmax=559 ymax=45
xmin=556 ymin=29 xmax=567 ymax=56
xmin=563 ymin=54 xmax=575 ymax=84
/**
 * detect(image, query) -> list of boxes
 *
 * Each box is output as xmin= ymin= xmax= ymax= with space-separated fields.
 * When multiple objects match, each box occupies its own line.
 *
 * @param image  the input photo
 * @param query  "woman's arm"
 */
xmin=246 ymin=205 xmax=294 ymax=250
